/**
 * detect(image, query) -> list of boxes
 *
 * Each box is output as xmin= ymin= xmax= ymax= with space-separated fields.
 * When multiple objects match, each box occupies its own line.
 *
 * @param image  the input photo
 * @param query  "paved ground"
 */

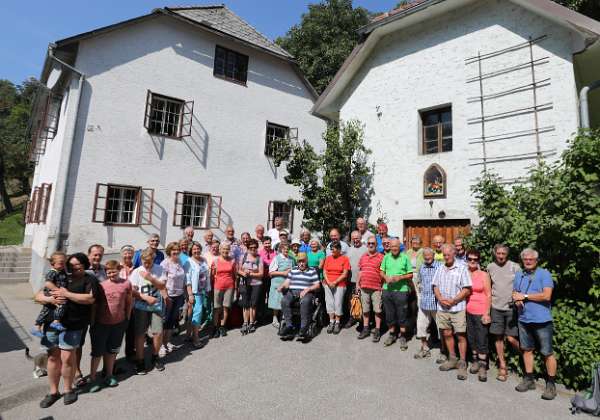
xmin=0 ymin=282 xmax=574 ymax=420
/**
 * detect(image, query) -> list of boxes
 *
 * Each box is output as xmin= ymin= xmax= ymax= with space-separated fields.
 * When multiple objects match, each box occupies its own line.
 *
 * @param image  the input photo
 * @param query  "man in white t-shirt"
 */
xmin=267 ymin=217 xmax=291 ymax=247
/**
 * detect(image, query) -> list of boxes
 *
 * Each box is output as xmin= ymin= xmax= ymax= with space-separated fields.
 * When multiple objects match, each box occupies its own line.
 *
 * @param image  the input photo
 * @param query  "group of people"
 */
xmin=32 ymin=216 xmax=558 ymax=408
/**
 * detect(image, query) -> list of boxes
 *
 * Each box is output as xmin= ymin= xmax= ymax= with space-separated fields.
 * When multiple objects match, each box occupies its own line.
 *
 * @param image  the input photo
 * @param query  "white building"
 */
xmin=312 ymin=0 xmax=600 ymax=246
xmin=25 ymin=5 xmax=326 ymax=289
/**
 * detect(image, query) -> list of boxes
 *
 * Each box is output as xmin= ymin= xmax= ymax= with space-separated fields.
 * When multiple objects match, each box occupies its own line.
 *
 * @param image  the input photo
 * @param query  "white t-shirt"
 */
xmin=129 ymin=264 xmax=164 ymax=296
xmin=266 ymin=228 xmax=291 ymax=246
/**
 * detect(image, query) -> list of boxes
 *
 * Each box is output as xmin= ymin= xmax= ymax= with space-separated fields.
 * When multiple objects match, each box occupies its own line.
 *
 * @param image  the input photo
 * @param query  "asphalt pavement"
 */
xmin=0 ymin=282 xmax=573 ymax=420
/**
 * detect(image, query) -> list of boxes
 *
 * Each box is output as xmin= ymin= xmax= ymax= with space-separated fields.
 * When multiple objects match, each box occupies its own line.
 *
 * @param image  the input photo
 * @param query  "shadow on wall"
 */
xmin=0 ymin=295 xmax=31 ymax=353
xmin=139 ymin=199 xmax=169 ymax=244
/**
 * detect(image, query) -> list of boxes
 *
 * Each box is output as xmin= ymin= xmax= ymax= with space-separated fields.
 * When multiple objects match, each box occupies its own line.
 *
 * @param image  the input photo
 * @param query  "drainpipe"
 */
xmin=580 ymin=80 xmax=600 ymax=129
xmin=46 ymin=44 xmax=86 ymax=254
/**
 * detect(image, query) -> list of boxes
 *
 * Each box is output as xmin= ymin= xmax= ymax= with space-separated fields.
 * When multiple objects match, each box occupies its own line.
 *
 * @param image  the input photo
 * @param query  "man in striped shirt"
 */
xmin=278 ymin=253 xmax=321 ymax=339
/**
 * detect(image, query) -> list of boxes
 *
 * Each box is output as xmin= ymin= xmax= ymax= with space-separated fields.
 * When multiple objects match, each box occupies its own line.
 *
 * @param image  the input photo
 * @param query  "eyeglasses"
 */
xmin=467 ymin=257 xmax=479 ymax=262
xmin=367 ymin=242 xmax=376 ymax=245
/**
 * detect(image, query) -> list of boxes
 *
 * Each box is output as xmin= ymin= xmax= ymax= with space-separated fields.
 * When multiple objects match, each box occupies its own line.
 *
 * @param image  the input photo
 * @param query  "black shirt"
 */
xmin=63 ymin=273 xmax=98 ymax=330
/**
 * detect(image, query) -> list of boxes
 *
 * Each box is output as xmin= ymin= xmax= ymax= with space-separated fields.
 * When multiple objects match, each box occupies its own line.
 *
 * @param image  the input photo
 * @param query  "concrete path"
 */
xmin=0 ymin=283 xmax=573 ymax=420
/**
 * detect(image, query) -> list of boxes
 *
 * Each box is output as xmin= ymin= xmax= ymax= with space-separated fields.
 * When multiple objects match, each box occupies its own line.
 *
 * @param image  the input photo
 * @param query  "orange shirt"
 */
xmin=323 ymin=255 xmax=351 ymax=288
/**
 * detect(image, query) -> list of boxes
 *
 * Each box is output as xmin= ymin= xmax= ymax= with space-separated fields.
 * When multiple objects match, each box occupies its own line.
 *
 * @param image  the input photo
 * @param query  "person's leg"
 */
xmin=299 ymin=292 xmax=314 ymax=330
xmin=135 ymin=334 xmax=145 ymax=361
xmin=360 ymin=289 xmax=371 ymax=329
xmin=382 ymin=291 xmax=397 ymax=336
xmin=522 ymin=350 xmax=535 ymax=374
xmin=89 ymin=356 xmax=102 ymax=381
xmin=443 ymin=329 xmax=456 ymax=359
xmin=323 ymin=284 xmax=335 ymax=323
xmin=103 ymin=353 xmax=117 ymax=380
xmin=334 ymin=286 xmax=345 ymax=324
xmin=46 ymin=348 xmax=61 ymax=395
xmin=495 ymin=335 xmax=507 ymax=368
xmin=222 ymin=307 xmax=229 ymax=326
xmin=396 ymin=292 xmax=409 ymax=340
xmin=60 ymin=349 xmax=76 ymax=393
xmin=281 ymin=290 xmax=293 ymax=326
xmin=415 ymin=306 xmax=430 ymax=352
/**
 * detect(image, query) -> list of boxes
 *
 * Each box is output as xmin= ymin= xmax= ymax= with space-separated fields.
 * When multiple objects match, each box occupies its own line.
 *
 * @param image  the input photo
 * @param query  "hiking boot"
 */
xmin=515 ymin=376 xmax=536 ymax=392
xmin=358 ymin=328 xmax=371 ymax=340
xmin=398 ymin=336 xmax=408 ymax=351
xmin=436 ymin=353 xmax=448 ymax=364
xmin=371 ymin=328 xmax=381 ymax=343
xmin=478 ymin=365 xmax=487 ymax=382
xmin=333 ymin=323 xmax=341 ymax=335
xmin=457 ymin=360 xmax=468 ymax=380
xmin=469 ymin=360 xmax=480 ymax=374
xmin=248 ymin=323 xmax=257 ymax=333
xmin=384 ymin=334 xmax=397 ymax=347
xmin=327 ymin=323 xmax=335 ymax=334
xmin=541 ymin=382 xmax=557 ymax=400
xmin=40 ymin=393 xmax=61 ymax=408
xmin=414 ymin=348 xmax=431 ymax=359
xmin=298 ymin=326 xmax=309 ymax=339
xmin=439 ymin=356 xmax=459 ymax=371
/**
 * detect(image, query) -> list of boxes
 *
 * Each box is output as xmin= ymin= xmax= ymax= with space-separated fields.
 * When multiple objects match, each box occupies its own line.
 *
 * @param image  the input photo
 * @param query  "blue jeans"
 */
xmin=41 ymin=327 xmax=83 ymax=351
xmin=518 ymin=321 xmax=553 ymax=356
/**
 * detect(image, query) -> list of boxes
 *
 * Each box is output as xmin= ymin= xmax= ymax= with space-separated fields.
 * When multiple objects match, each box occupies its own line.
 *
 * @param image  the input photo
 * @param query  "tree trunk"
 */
xmin=19 ymin=176 xmax=30 ymax=196
xmin=0 ymin=152 xmax=14 ymax=213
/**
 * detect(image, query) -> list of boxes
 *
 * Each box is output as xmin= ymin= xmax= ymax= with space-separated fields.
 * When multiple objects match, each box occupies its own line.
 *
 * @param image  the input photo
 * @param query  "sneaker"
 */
xmin=105 ymin=376 xmax=118 ymax=387
xmin=39 ymin=393 xmax=61 ymax=408
xmin=333 ymin=323 xmax=342 ymax=335
xmin=153 ymin=357 xmax=165 ymax=372
xmin=515 ymin=376 xmax=536 ymax=392
xmin=135 ymin=361 xmax=147 ymax=375
xmin=219 ymin=326 xmax=228 ymax=337
xmin=31 ymin=327 xmax=44 ymax=338
xmin=439 ymin=357 xmax=459 ymax=371
xmin=165 ymin=342 xmax=177 ymax=353
xmin=158 ymin=346 xmax=167 ymax=357
xmin=281 ymin=326 xmax=295 ymax=339
xmin=248 ymin=323 xmax=257 ymax=333
xmin=358 ymin=328 xmax=371 ymax=340
xmin=541 ymin=382 xmax=557 ymax=400
xmin=398 ymin=336 xmax=408 ymax=350
xmin=414 ymin=349 xmax=431 ymax=359
xmin=478 ymin=365 xmax=487 ymax=382
xmin=298 ymin=326 xmax=309 ymax=339
xmin=436 ymin=353 xmax=448 ymax=365
xmin=63 ymin=391 xmax=78 ymax=405
xmin=384 ymin=334 xmax=397 ymax=347
xmin=50 ymin=321 xmax=66 ymax=331
xmin=241 ymin=323 xmax=248 ymax=335
xmin=212 ymin=327 xmax=221 ymax=339
xmin=469 ymin=360 xmax=480 ymax=374
xmin=457 ymin=360 xmax=468 ymax=380
xmin=327 ymin=323 xmax=335 ymax=334
xmin=371 ymin=328 xmax=381 ymax=343
xmin=272 ymin=320 xmax=280 ymax=329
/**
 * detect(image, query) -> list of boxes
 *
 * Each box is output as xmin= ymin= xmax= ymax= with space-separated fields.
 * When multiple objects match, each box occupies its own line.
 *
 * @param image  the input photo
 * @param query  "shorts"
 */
xmin=382 ymin=290 xmax=409 ymax=328
xmin=416 ymin=308 xmax=437 ymax=339
xmin=360 ymin=288 xmax=382 ymax=314
xmin=164 ymin=294 xmax=185 ymax=330
xmin=436 ymin=310 xmax=467 ymax=333
xmin=490 ymin=307 xmax=518 ymax=337
xmin=214 ymin=288 xmax=234 ymax=309
xmin=90 ymin=320 xmax=127 ymax=357
xmin=41 ymin=327 xmax=83 ymax=351
xmin=240 ymin=284 xmax=262 ymax=309
xmin=133 ymin=309 xmax=163 ymax=336
xmin=518 ymin=321 xmax=553 ymax=356
xmin=466 ymin=313 xmax=489 ymax=354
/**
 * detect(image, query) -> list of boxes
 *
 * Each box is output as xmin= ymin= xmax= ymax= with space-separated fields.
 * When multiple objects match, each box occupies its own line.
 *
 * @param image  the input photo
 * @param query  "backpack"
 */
xmin=571 ymin=363 xmax=600 ymax=416
xmin=350 ymin=290 xmax=362 ymax=321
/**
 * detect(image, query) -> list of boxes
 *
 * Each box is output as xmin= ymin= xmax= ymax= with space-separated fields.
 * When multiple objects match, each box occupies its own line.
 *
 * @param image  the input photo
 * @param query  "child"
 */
xmin=31 ymin=252 xmax=68 ymax=337
xmin=89 ymin=260 xmax=132 ymax=392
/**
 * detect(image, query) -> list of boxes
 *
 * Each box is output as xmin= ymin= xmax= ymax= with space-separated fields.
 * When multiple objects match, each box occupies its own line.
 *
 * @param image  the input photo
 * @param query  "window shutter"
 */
xmin=139 ymin=188 xmax=155 ymax=225
xmin=288 ymin=202 xmax=295 ymax=234
xmin=173 ymin=191 xmax=184 ymax=227
xmin=180 ymin=100 xmax=194 ymax=138
xmin=143 ymin=90 xmax=153 ymax=130
xmin=92 ymin=183 xmax=109 ymax=223
xmin=207 ymin=195 xmax=222 ymax=229
xmin=31 ymin=187 xmax=42 ymax=223
xmin=288 ymin=127 xmax=298 ymax=146
xmin=40 ymin=183 xmax=52 ymax=223
xmin=25 ymin=199 xmax=32 ymax=224
xmin=267 ymin=201 xmax=274 ymax=228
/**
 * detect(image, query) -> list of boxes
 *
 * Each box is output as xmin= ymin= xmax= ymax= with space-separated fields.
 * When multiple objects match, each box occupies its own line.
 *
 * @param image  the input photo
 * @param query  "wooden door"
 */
xmin=403 ymin=219 xmax=471 ymax=248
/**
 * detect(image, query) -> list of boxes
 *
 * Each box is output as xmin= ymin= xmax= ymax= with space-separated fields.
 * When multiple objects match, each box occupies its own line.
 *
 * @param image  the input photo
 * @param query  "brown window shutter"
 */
xmin=267 ymin=201 xmax=274 ymax=228
xmin=173 ymin=191 xmax=184 ymax=227
xmin=40 ymin=183 xmax=52 ymax=223
xmin=143 ymin=90 xmax=152 ymax=130
xmin=180 ymin=100 xmax=194 ymax=138
xmin=92 ymin=183 xmax=109 ymax=223
xmin=138 ymin=188 xmax=155 ymax=226
xmin=207 ymin=195 xmax=222 ymax=229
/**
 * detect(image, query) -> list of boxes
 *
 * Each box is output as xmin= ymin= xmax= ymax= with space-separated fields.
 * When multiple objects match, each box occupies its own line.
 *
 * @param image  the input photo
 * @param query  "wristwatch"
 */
xmin=524 ymin=294 xmax=529 ymax=302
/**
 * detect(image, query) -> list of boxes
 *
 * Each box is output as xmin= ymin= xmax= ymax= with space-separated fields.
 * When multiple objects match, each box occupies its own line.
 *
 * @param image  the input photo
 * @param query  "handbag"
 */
xmin=350 ymin=290 xmax=362 ymax=321
xmin=134 ymin=290 xmax=164 ymax=314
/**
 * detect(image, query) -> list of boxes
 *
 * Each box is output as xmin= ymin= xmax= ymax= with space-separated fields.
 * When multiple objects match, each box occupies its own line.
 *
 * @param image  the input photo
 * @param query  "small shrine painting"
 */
xmin=424 ymin=164 xmax=446 ymax=198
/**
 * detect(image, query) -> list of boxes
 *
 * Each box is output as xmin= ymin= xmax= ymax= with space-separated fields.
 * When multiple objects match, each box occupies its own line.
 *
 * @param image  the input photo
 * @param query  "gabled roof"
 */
xmin=312 ymin=0 xmax=600 ymax=120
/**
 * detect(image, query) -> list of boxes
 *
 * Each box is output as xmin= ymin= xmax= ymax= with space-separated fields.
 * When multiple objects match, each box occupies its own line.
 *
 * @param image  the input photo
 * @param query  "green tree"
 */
xmin=276 ymin=0 xmax=371 ymax=94
xmin=276 ymin=120 xmax=373 ymax=240
xmin=553 ymin=0 xmax=600 ymax=20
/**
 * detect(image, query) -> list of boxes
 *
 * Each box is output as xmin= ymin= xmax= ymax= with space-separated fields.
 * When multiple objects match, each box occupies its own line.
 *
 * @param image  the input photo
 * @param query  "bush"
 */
xmin=467 ymin=130 xmax=600 ymax=390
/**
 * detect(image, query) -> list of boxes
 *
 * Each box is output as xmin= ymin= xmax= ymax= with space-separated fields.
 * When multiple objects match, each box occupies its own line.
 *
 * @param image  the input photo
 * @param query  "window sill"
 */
xmin=213 ymin=74 xmax=248 ymax=87
xmin=146 ymin=130 xmax=183 ymax=140
xmin=103 ymin=223 xmax=140 ymax=227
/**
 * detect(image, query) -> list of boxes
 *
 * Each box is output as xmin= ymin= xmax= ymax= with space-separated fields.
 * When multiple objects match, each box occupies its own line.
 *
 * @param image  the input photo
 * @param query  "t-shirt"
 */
xmin=287 ymin=267 xmax=320 ymax=291
xmin=380 ymin=252 xmax=413 ymax=292
xmin=129 ymin=264 xmax=164 ymax=298
xmin=62 ymin=273 xmax=98 ymax=331
xmin=433 ymin=250 xmax=444 ymax=262
xmin=239 ymin=253 xmax=262 ymax=286
xmin=358 ymin=252 xmax=384 ymax=290
xmin=432 ymin=262 xmax=472 ymax=312
xmin=160 ymin=259 xmax=186 ymax=297
xmin=299 ymin=241 xmax=311 ymax=253
xmin=213 ymin=257 xmax=236 ymax=291
xmin=97 ymin=278 xmax=131 ymax=325
xmin=307 ymin=250 xmax=325 ymax=269
xmin=513 ymin=268 xmax=554 ymax=324
xmin=184 ymin=258 xmax=210 ymax=294
xmin=466 ymin=270 xmax=489 ymax=315
xmin=323 ymin=255 xmax=351 ymax=288
xmin=487 ymin=261 xmax=521 ymax=310
xmin=347 ymin=244 xmax=367 ymax=283
xmin=132 ymin=248 xmax=165 ymax=269
xmin=179 ymin=253 xmax=190 ymax=267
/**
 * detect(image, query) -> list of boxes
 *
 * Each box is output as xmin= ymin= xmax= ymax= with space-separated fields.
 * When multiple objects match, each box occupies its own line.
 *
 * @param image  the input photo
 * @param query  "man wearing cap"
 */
xmin=278 ymin=253 xmax=321 ymax=339
xmin=267 ymin=217 xmax=291 ymax=248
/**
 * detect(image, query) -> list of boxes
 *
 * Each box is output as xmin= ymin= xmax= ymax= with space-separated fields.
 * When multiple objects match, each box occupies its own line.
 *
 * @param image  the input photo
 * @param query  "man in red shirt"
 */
xmin=357 ymin=236 xmax=385 ymax=342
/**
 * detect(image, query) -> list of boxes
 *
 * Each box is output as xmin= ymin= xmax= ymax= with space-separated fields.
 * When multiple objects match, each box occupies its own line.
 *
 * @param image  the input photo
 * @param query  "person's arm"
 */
xmin=143 ymin=269 xmax=166 ymax=290
xmin=513 ymin=288 xmax=552 ymax=303
xmin=125 ymin=286 xmax=133 ymax=319
xmin=318 ymin=255 xmax=325 ymax=270
xmin=53 ymin=286 xmax=95 ymax=305
xmin=334 ymin=269 xmax=349 ymax=286
xmin=433 ymin=285 xmax=451 ymax=309
xmin=34 ymin=289 xmax=66 ymax=306
xmin=254 ymin=259 xmax=265 ymax=278
xmin=451 ymin=287 xmax=471 ymax=306
xmin=44 ymin=280 xmax=58 ymax=291
xmin=278 ymin=278 xmax=291 ymax=292
xmin=482 ymin=272 xmax=492 ymax=323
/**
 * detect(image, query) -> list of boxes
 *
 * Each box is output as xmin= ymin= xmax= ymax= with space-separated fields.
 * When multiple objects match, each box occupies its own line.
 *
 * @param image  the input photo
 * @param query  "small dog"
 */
xmin=25 ymin=346 xmax=48 ymax=378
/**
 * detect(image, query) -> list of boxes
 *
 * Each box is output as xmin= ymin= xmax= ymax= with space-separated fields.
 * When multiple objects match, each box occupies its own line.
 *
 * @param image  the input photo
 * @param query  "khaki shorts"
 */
xmin=214 ymin=288 xmax=234 ymax=309
xmin=436 ymin=310 xmax=467 ymax=333
xmin=360 ymin=288 xmax=382 ymax=314
xmin=133 ymin=309 xmax=163 ymax=336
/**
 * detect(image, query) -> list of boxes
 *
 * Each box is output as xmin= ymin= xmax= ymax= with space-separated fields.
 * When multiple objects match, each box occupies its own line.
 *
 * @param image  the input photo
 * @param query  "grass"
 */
xmin=0 ymin=208 xmax=25 ymax=245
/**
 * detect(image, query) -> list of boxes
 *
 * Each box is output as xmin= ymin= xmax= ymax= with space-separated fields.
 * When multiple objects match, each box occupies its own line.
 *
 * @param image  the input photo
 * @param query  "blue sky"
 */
xmin=0 ymin=0 xmax=399 ymax=84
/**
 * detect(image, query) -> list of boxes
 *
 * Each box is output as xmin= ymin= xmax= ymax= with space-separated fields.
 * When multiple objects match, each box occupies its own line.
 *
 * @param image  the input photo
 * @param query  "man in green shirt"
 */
xmin=380 ymin=239 xmax=413 ymax=349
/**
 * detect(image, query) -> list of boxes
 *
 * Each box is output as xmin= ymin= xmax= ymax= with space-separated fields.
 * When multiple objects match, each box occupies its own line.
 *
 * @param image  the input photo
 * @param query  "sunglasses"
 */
xmin=367 ymin=242 xmax=376 ymax=245
xmin=467 ymin=257 xmax=479 ymax=262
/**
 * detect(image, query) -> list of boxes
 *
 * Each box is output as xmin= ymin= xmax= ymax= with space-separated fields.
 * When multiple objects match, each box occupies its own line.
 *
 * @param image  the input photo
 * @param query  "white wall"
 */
xmin=57 ymin=15 xmax=324 ymax=253
xmin=338 ymin=0 xmax=581 ymax=237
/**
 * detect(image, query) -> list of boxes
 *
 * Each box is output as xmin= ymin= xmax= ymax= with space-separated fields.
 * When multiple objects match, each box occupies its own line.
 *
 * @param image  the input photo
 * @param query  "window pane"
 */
xmin=181 ymin=193 xmax=208 ymax=228
xmin=442 ymin=137 xmax=452 ymax=152
xmin=441 ymin=122 xmax=452 ymax=138
xmin=106 ymin=186 xmax=139 ymax=224
xmin=424 ymin=125 xmax=438 ymax=141
xmin=423 ymin=113 xmax=439 ymax=125
xmin=441 ymin=111 xmax=452 ymax=123
xmin=424 ymin=139 xmax=438 ymax=154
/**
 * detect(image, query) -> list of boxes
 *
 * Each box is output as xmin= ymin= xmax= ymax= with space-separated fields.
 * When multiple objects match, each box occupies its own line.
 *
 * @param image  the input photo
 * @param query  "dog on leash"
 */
xmin=25 ymin=346 xmax=48 ymax=378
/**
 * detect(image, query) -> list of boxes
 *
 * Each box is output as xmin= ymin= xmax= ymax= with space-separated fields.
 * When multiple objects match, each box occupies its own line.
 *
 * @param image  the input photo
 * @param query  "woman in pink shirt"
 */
xmin=466 ymin=249 xmax=492 ymax=382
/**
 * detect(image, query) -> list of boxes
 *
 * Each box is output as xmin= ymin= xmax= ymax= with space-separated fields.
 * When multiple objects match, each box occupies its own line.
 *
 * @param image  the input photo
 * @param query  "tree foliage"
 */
xmin=276 ymin=0 xmax=371 ymax=94
xmin=276 ymin=120 xmax=373 ymax=241
xmin=552 ymin=0 xmax=600 ymax=20
xmin=467 ymin=130 xmax=600 ymax=390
